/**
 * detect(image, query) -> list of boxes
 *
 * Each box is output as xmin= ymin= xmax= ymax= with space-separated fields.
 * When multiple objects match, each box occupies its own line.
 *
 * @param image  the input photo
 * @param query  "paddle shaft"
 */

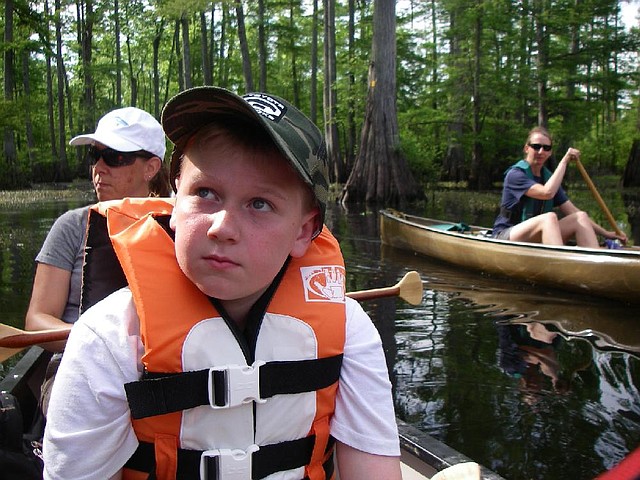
xmin=0 ymin=287 xmax=398 ymax=348
xmin=0 ymin=272 xmax=423 ymax=352
xmin=574 ymin=159 xmax=624 ymax=237
xmin=0 ymin=328 xmax=70 ymax=348
xmin=347 ymin=286 xmax=399 ymax=302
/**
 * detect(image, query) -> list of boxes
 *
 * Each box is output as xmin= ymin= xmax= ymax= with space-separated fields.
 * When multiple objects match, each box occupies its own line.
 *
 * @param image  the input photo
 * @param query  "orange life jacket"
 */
xmin=86 ymin=198 xmax=347 ymax=480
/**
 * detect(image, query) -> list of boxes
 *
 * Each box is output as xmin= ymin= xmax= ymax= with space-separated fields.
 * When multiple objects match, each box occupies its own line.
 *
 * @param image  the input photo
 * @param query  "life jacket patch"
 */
xmin=300 ymin=265 xmax=346 ymax=303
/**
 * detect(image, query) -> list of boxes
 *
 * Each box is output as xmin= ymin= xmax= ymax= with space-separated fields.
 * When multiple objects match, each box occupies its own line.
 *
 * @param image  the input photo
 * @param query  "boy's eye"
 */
xmin=251 ymin=198 xmax=272 ymax=211
xmin=196 ymin=187 xmax=213 ymax=199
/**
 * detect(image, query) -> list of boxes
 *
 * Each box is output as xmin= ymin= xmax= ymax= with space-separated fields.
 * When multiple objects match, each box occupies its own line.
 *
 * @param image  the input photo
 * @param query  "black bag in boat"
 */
xmin=0 ymin=392 xmax=44 ymax=479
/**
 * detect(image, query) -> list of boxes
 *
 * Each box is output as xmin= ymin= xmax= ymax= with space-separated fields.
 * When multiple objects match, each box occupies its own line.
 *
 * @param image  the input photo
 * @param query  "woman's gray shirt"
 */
xmin=35 ymin=205 xmax=90 ymax=324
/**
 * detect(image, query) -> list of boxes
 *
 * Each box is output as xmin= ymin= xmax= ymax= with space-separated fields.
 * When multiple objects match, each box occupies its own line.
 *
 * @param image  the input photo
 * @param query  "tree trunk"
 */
xmin=115 ymin=0 xmax=122 ymax=106
xmin=63 ymin=61 xmax=73 ymax=131
xmin=222 ymin=13 xmax=234 ymax=88
xmin=430 ymin=0 xmax=438 ymax=111
xmin=174 ymin=20 xmax=184 ymax=91
xmin=468 ymin=2 xmax=489 ymax=190
xmin=21 ymin=49 xmax=36 ymax=169
xmin=323 ymin=0 xmax=343 ymax=183
xmin=442 ymin=7 xmax=466 ymax=183
xmin=340 ymin=0 xmax=422 ymax=205
xmin=200 ymin=11 xmax=212 ymax=85
xmin=258 ymin=0 xmax=267 ymax=91
xmin=235 ymin=0 xmax=254 ymax=92
xmin=310 ymin=0 xmax=318 ymax=124
xmin=534 ymin=0 xmax=549 ymax=128
xmin=3 ymin=0 xmax=18 ymax=186
xmin=289 ymin=1 xmax=300 ymax=105
xmin=516 ymin=0 xmax=531 ymax=125
xmin=55 ymin=0 xmax=68 ymax=178
xmin=345 ymin=0 xmax=356 ymax=172
xmin=44 ymin=0 xmax=58 ymax=159
xmin=80 ymin=0 xmax=95 ymax=139
xmin=209 ymin=4 xmax=216 ymax=84
xmin=627 ymin=73 xmax=640 ymax=188
xmin=163 ymin=22 xmax=176 ymax=105
xmin=181 ymin=14 xmax=192 ymax=89
xmin=623 ymin=139 xmax=640 ymax=187
xmin=219 ymin=2 xmax=228 ymax=87
xmin=153 ymin=22 xmax=164 ymax=118
xmin=126 ymin=35 xmax=138 ymax=106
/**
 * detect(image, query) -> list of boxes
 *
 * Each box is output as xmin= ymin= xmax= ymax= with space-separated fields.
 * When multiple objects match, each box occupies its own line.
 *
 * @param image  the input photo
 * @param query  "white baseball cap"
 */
xmin=69 ymin=107 xmax=166 ymax=159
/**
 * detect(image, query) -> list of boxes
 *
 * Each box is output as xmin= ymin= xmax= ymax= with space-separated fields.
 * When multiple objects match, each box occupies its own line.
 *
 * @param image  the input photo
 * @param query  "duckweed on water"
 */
xmin=0 ymin=183 xmax=95 ymax=207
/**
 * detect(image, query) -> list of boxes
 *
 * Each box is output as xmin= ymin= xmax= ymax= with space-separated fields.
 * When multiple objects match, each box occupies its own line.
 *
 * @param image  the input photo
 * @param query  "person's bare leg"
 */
xmin=559 ymin=212 xmax=599 ymax=248
xmin=510 ymin=212 xmax=563 ymax=245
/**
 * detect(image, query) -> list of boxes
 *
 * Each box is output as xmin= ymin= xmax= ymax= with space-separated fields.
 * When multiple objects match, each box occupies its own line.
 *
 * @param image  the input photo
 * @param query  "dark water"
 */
xmin=1 ymin=191 xmax=639 ymax=480
xmin=0 ymin=197 xmax=92 ymax=374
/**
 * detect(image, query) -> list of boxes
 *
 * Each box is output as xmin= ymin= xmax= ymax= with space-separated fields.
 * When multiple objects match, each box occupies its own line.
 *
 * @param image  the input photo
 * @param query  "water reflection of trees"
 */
xmin=326 ymin=206 xmax=401 ymax=388
xmin=0 ymin=204 xmax=83 ymax=326
xmin=392 ymin=290 xmax=640 ymax=479
xmin=591 ymin=352 xmax=640 ymax=470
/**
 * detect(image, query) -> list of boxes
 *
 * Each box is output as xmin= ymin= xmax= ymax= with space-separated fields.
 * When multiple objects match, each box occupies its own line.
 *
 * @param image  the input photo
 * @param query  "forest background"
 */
xmin=1 ymin=0 xmax=640 ymax=201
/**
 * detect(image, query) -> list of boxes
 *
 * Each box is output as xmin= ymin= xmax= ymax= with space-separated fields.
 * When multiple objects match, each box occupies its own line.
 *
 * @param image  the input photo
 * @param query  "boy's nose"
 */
xmin=207 ymin=209 xmax=239 ymax=241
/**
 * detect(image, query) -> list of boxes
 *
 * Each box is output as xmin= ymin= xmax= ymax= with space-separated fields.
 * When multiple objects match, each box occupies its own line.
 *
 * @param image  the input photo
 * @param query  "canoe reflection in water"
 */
xmin=497 ymin=321 xmax=592 ymax=405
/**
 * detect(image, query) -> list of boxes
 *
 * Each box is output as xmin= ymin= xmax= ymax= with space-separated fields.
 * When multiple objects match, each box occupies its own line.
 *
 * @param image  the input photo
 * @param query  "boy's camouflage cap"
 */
xmin=161 ymin=86 xmax=329 ymax=225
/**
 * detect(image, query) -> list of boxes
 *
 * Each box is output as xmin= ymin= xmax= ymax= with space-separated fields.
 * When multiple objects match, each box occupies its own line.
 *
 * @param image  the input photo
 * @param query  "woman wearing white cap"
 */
xmin=24 ymin=107 xmax=169 ymax=411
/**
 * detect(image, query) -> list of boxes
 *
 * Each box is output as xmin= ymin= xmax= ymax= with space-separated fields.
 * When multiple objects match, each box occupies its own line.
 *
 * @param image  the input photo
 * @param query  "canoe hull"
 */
xmin=380 ymin=209 xmax=640 ymax=303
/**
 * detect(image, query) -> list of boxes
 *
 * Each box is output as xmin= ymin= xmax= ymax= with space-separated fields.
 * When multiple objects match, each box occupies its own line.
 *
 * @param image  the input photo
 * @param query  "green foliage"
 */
xmin=0 ymin=100 xmax=22 ymax=131
xmin=0 ymin=0 xmax=639 ymax=189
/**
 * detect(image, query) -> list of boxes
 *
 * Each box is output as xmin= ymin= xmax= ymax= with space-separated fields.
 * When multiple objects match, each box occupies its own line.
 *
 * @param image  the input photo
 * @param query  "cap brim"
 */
xmin=69 ymin=133 xmax=146 ymax=153
xmin=162 ymin=87 xmax=312 ymax=184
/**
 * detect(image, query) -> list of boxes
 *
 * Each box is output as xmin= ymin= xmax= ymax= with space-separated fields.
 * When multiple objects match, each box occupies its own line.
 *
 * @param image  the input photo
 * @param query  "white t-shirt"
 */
xmin=43 ymin=288 xmax=399 ymax=480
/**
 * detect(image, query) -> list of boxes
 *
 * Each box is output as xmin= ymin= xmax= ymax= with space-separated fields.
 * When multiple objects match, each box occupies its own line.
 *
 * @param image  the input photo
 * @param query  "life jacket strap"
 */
xmin=125 ymin=435 xmax=335 ymax=479
xmin=125 ymin=354 xmax=343 ymax=419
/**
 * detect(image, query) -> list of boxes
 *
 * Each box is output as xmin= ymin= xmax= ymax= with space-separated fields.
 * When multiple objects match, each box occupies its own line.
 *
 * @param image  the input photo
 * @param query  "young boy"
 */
xmin=43 ymin=87 xmax=401 ymax=480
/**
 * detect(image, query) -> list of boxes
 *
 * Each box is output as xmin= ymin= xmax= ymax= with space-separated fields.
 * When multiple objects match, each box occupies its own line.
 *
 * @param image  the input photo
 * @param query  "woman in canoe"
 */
xmin=491 ymin=126 xmax=627 ymax=247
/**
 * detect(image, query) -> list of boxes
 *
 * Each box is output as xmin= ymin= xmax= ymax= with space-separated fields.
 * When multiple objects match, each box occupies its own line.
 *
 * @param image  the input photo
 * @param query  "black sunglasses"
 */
xmin=87 ymin=146 xmax=154 ymax=168
xmin=528 ymin=143 xmax=552 ymax=152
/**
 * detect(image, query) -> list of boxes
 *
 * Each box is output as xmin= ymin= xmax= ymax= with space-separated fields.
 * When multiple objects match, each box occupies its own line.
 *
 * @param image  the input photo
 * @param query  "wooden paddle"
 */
xmin=574 ymin=158 xmax=625 ymax=238
xmin=347 ymin=270 xmax=423 ymax=305
xmin=0 ymin=271 xmax=423 ymax=362
xmin=0 ymin=324 xmax=71 ymax=362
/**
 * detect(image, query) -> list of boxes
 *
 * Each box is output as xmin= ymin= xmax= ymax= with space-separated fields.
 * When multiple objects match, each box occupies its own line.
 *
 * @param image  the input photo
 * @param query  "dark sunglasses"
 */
xmin=87 ymin=146 xmax=154 ymax=168
xmin=528 ymin=143 xmax=552 ymax=152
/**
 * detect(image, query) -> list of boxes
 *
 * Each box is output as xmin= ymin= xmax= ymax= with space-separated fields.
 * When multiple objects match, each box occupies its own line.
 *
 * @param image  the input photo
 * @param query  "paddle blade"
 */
xmin=431 ymin=462 xmax=481 ymax=480
xmin=0 ymin=346 xmax=25 ymax=363
xmin=398 ymin=271 xmax=423 ymax=305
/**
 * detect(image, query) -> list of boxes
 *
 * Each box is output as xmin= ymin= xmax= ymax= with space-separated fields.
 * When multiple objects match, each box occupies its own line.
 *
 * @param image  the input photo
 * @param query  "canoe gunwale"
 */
xmin=398 ymin=419 xmax=505 ymax=479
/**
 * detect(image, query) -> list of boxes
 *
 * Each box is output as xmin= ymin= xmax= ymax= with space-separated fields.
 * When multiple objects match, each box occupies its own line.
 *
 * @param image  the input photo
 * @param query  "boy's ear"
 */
xmin=290 ymin=210 xmax=321 ymax=258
